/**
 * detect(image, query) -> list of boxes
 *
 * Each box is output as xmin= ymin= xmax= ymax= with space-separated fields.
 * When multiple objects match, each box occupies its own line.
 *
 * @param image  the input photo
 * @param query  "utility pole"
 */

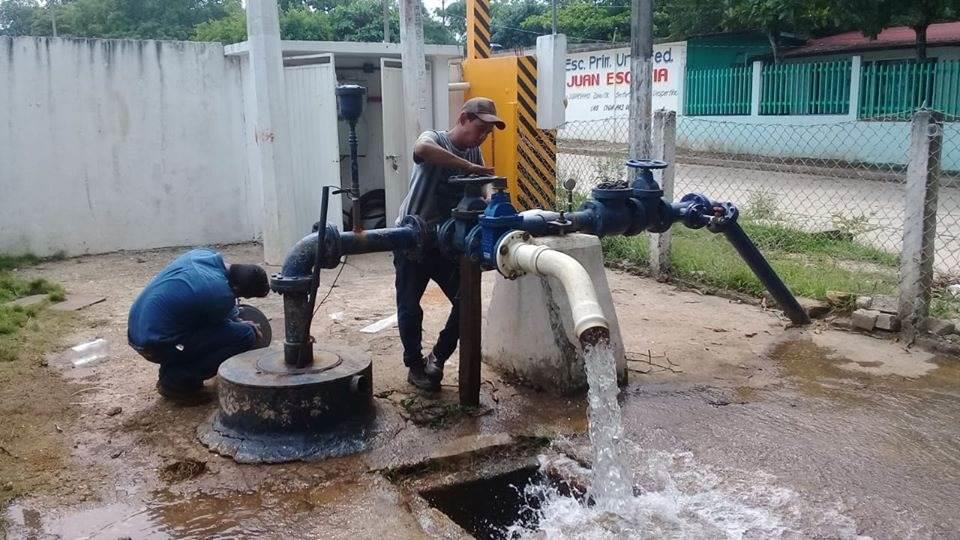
xmin=383 ymin=0 xmax=391 ymax=42
xmin=628 ymin=0 xmax=653 ymax=160
xmin=551 ymin=0 xmax=557 ymax=35
xmin=398 ymin=0 xmax=429 ymax=152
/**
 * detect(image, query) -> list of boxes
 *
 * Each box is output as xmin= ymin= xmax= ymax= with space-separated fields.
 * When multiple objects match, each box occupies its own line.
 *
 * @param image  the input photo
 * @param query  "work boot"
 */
xmin=156 ymin=381 xmax=212 ymax=406
xmin=423 ymin=352 xmax=446 ymax=384
xmin=407 ymin=362 xmax=440 ymax=392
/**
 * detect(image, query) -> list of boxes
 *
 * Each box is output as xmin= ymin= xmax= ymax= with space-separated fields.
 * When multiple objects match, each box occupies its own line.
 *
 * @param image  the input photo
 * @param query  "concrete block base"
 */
xmin=482 ymin=234 xmax=626 ymax=394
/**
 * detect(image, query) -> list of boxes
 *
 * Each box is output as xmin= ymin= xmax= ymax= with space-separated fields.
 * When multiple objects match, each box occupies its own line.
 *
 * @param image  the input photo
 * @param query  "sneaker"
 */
xmin=407 ymin=363 xmax=440 ymax=392
xmin=156 ymin=381 xmax=212 ymax=406
xmin=423 ymin=352 xmax=446 ymax=384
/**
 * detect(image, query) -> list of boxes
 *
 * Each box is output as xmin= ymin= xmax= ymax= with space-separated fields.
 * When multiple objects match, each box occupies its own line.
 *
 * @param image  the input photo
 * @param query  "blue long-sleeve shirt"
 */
xmin=128 ymin=249 xmax=252 ymax=348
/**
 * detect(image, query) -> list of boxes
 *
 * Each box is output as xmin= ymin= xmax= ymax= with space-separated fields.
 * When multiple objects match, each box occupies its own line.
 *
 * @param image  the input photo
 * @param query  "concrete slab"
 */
xmin=852 ymin=309 xmax=879 ymax=331
xmin=875 ymin=312 xmax=901 ymax=332
xmin=482 ymin=234 xmax=626 ymax=393
xmin=6 ymin=294 xmax=48 ymax=308
xmin=429 ymin=433 xmax=514 ymax=462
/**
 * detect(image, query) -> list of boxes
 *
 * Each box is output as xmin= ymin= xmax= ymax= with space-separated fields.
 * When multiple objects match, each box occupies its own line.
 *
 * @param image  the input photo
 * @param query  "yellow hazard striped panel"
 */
xmin=466 ymin=0 xmax=491 ymax=60
xmin=515 ymin=55 xmax=556 ymax=210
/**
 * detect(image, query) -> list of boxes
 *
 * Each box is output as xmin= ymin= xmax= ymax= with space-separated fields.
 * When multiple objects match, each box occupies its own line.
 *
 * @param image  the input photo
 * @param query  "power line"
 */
xmin=444 ymin=13 xmax=613 ymax=44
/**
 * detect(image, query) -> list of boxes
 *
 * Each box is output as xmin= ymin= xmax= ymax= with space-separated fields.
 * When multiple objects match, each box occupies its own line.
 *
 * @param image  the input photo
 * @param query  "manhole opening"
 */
xmin=420 ymin=463 xmax=584 ymax=539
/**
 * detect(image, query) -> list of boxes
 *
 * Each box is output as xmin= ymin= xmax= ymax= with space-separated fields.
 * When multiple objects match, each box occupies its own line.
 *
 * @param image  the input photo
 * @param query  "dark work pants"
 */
xmin=133 ymin=321 xmax=254 ymax=390
xmin=393 ymin=249 xmax=460 ymax=368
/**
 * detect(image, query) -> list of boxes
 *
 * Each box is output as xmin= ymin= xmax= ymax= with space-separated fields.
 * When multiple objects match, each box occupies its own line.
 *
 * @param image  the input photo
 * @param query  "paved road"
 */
xmin=558 ymin=152 xmax=960 ymax=276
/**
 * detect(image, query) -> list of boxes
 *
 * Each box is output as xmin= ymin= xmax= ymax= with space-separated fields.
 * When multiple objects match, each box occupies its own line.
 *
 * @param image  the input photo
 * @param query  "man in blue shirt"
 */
xmin=128 ymin=249 xmax=270 ymax=402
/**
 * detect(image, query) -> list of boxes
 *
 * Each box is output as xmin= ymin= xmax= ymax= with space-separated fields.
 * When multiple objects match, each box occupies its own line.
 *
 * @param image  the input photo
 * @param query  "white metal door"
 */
xmin=285 ymin=54 xmax=343 ymax=233
xmin=381 ymin=58 xmax=410 ymax=226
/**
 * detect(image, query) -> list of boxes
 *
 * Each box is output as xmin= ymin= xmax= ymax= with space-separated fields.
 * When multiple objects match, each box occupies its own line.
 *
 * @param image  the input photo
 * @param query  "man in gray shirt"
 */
xmin=394 ymin=97 xmax=505 ymax=391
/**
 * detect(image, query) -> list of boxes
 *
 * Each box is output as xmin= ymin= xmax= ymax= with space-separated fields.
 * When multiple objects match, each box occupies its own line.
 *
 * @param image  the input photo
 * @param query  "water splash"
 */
xmin=506 ymin=342 xmax=867 ymax=539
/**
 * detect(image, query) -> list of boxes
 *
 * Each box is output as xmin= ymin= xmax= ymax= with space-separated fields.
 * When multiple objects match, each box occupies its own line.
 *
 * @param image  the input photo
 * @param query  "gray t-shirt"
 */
xmin=395 ymin=130 xmax=484 ymax=226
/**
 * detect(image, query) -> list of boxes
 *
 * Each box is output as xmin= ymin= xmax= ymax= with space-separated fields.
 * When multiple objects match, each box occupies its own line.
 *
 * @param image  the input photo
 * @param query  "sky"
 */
xmin=421 ymin=0 xmax=446 ymax=16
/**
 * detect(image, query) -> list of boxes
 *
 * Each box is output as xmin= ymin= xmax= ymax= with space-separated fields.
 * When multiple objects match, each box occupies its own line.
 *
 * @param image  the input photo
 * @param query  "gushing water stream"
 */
xmin=506 ymin=341 xmax=867 ymax=539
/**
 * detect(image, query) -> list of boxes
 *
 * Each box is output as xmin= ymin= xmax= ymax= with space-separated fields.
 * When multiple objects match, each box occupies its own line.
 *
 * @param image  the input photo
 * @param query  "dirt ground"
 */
xmin=1 ymin=242 xmax=956 ymax=538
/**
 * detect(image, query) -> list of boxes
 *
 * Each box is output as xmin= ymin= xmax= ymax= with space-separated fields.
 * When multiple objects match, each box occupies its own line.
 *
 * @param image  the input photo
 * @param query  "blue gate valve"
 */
xmin=478 ymin=183 xmax=522 ymax=268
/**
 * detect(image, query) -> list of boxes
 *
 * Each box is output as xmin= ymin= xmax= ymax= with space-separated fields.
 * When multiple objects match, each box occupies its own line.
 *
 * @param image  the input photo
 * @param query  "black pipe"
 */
xmin=339 ymin=227 xmax=420 ymax=256
xmin=519 ymin=209 xmax=595 ymax=236
xmin=348 ymin=120 xmax=362 ymax=233
xmin=722 ymin=222 xmax=811 ymax=325
xmin=288 ymin=186 xmax=331 ymax=368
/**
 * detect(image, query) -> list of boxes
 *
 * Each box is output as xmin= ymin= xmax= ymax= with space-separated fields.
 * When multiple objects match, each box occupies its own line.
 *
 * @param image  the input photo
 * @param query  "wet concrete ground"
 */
xmin=2 ymin=244 xmax=959 ymax=538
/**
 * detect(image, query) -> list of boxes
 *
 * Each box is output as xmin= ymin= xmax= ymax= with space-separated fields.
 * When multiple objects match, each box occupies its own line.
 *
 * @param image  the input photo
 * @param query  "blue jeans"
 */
xmin=394 ymin=249 xmax=460 ymax=368
xmin=133 ymin=320 xmax=254 ymax=390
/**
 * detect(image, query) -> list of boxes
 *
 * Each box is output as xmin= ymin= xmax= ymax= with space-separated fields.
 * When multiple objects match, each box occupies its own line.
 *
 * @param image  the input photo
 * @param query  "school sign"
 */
xmin=564 ymin=41 xmax=687 ymax=124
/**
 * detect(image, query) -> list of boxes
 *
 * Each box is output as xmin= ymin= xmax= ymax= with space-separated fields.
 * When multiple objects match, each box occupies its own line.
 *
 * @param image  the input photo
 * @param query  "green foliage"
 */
xmin=21 ymin=0 xmax=239 ymax=40
xmin=743 ymin=190 xmax=780 ymax=221
xmin=0 ymin=253 xmax=40 ymax=272
xmin=281 ymin=6 xmax=333 ymax=41
xmin=840 ymin=0 xmax=960 ymax=58
xmin=193 ymin=3 xmax=246 ymax=42
xmin=522 ymin=0 xmax=629 ymax=44
xmin=930 ymin=288 xmax=960 ymax=319
xmin=0 ymin=304 xmax=37 ymax=335
xmin=435 ymin=0 xmax=465 ymax=42
xmin=488 ymin=0 xmax=547 ymax=49
xmin=603 ymin=222 xmax=898 ymax=301
xmin=4 ymin=0 xmax=455 ymax=44
xmin=195 ymin=0 xmax=455 ymax=45
xmin=0 ymin=0 xmax=36 ymax=35
xmin=0 ymin=274 xmax=63 ymax=304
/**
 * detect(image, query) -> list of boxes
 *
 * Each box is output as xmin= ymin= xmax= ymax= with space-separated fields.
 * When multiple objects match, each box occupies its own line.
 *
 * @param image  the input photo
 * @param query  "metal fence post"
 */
xmin=899 ymin=109 xmax=944 ymax=341
xmin=650 ymin=110 xmax=677 ymax=278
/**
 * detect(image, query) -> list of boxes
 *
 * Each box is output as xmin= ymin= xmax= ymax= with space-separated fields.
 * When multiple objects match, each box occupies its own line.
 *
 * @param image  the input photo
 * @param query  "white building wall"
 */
xmin=0 ymin=37 xmax=255 ymax=257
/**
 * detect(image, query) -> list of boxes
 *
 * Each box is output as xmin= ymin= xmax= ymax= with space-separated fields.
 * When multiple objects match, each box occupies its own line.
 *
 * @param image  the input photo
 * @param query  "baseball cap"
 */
xmin=462 ymin=97 xmax=506 ymax=130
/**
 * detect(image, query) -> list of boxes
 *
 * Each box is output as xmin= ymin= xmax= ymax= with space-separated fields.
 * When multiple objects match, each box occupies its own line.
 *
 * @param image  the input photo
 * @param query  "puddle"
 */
xmin=5 ymin=488 xmax=320 ymax=539
xmin=768 ymin=337 xmax=960 ymax=400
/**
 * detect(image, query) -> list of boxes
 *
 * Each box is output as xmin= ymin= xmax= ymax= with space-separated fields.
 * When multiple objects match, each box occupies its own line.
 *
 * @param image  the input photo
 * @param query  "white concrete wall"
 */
xmin=0 ymin=37 xmax=255 ymax=257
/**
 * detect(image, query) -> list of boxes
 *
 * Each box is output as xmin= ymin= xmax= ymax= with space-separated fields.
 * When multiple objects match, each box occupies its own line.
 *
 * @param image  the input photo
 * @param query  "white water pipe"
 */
xmin=496 ymin=231 xmax=609 ymax=340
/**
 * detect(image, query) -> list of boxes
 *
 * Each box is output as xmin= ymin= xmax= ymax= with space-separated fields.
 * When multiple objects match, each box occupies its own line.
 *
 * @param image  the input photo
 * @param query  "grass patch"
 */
xmin=0 ymin=253 xmax=67 ymax=357
xmin=603 ymin=221 xmax=898 ymax=301
xmin=930 ymin=291 xmax=960 ymax=320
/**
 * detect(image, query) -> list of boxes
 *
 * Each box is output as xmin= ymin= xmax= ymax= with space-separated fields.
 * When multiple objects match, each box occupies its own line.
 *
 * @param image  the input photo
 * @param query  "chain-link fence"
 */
xmin=554 ymin=110 xmax=960 ymax=324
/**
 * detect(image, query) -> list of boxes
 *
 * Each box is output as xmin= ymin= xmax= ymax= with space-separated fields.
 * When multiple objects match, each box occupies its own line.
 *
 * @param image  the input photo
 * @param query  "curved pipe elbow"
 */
xmin=279 ymin=225 xmax=342 ymax=280
xmin=496 ymin=231 xmax=608 ymax=341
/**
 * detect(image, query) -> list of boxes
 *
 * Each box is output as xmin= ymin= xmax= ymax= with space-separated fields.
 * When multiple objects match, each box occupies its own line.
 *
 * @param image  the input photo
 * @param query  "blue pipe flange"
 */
xmin=397 ymin=214 xmax=431 ymax=261
xmin=436 ymin=218 xmax=458 ymax=259
xmin=706 ymin=202 xmax=740 ymax=234
xmin=677 ymin=193 xmax=713 ymax=229
xmin=465 ymin=226 xmax=485 ymax=265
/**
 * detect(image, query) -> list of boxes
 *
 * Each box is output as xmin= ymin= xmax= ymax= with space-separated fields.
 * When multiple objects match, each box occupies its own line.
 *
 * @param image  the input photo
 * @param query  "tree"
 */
xmin=845 ymin=0 xmax=960 ymax=59
xmin=193 ymin=3 xmax=246 ymax=42
xmin=660 ymin=0 xmax=727 ymax=39
xmin=195 ymin=0 xmax=455 ymax=45
xmin=0 ymin=0 xmax=38 ymax=36
xmin=522 ymin=0 xmax=630 ymax=44
xmin=435 ymin=0 xmax=465 ymax=43
xmin=19 ymin=0 xmax=239 ymax=40
xmin=488 ymin=0 xmax=547 ymax=49
xmin=720 ymin=0 xmax=807 ymax=64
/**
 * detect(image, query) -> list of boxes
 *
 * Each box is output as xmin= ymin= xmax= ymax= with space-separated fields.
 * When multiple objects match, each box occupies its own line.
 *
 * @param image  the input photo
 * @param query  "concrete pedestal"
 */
xmin=482 ymin=234 xmax=626 ymax=393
